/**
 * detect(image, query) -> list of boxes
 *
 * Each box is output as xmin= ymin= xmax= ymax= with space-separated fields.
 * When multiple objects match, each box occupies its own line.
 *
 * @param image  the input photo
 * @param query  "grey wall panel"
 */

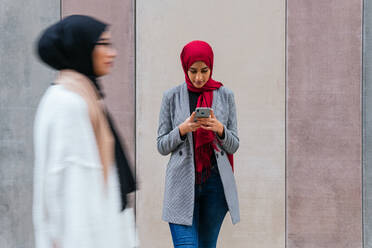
xmin=0 ymin=1 xmax=60 ymax=247
xmin=287 ymin=0 xmax=362 ymax=247
xmin=137 ymin=1 xmax=285 ymax=247
xmin=364 ymin=0 xmax=372 ymax=247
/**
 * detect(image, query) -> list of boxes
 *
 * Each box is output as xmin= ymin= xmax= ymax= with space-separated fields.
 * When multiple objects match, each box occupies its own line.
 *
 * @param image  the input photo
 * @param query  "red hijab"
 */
xmin=180 ymin=40 xmax=233 ymax=184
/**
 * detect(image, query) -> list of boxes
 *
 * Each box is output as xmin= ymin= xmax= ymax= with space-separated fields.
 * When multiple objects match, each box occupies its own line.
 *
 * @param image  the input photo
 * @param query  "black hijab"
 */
xmin=37 ymin=15 xmax=136 ymax=210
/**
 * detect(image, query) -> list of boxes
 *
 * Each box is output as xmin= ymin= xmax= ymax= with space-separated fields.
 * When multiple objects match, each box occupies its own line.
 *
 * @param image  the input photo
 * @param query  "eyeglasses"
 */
xmin=95 ymin=42 xmax=114 ymax=48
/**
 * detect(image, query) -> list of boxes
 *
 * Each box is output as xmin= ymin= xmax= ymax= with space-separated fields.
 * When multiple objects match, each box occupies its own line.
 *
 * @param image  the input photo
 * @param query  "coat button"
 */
xmin=216 ymin=154 xmax=219 ymax=158
xmin=221 ymin=151 xmax=224 ymax=156
xmin=179 ymin=150 xmax=183 ymax=156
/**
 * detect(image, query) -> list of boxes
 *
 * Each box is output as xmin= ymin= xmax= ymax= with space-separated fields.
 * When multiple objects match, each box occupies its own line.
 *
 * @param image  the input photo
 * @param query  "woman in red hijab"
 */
xmin=157 ymin=40 xmax=240 ymax=247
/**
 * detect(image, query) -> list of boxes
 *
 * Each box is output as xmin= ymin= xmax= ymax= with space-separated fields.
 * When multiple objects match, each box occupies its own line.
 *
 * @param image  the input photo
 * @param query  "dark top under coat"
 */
xmin=187 ymin=91 xmax=217 ymax=171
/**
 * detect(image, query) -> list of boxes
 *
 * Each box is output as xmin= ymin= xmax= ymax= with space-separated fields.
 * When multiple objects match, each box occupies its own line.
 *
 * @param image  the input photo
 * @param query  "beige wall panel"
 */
xmin=287 ymin=0 xmax=362 ymax=247
xmin=136 ymin=1 xmax=285 ymax=247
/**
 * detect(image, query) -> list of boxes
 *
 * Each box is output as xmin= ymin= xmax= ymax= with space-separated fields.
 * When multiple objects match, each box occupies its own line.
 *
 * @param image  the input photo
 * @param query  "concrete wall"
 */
xmin=2 ymin=0 xmax=369 ymax=247
xmin=364 ymin=0 xmax=372 ymax=247
xmin=136 ymin=1 xmax=285 ymax=247
xmin=287 ymin=0 xmax=362 ymax=247
xmin=0 ymin=0 xmax=60 ymax=247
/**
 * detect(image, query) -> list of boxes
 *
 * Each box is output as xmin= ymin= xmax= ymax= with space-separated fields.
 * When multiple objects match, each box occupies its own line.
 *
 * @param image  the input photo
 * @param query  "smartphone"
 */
xmin=195 ymin=107 xmax=211 ymax=118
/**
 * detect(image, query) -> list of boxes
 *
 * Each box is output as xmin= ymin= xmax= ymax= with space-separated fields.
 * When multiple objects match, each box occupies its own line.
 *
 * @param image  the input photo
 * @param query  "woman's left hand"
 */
xmin=198 ymin=110 xmax=224 ymax=137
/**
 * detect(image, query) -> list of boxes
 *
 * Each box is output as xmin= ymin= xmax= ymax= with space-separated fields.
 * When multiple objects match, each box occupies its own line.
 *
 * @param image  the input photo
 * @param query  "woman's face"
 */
xmin=92 ymin=31 xmax=117 ymax=76
xmin=187 ymin=61 xmax=211 ymax=88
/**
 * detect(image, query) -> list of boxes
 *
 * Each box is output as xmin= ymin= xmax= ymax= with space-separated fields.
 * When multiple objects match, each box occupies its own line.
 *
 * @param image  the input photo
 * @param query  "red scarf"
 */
xmin=181 ymin=40 xmax=234 ymax=184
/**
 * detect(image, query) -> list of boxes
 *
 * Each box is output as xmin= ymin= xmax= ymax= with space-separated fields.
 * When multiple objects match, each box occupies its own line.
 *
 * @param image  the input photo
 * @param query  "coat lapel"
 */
xmin=180 ymin=83 xmax=194 ymax=154
xmin=211 ymin=89 xmax=216 ymax=115
xmin=180 ymin=83 xmax=191 ymax=122
xmin=212 ymin=88 xmax=220 ymax=122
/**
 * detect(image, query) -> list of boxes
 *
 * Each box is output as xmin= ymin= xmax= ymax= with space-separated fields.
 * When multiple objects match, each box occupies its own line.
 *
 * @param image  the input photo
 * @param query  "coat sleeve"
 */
xmin=157 ymin=92 xmax=185 ymax=156
xmin=40 ymin=94 xmax=105 ymax=247
xmin=217 ymin=90 xmax=239 ymax=154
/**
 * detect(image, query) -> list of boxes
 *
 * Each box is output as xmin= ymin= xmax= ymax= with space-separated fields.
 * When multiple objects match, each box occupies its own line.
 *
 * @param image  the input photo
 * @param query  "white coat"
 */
xmin=33 ymin=85 xmax=137 ymax=248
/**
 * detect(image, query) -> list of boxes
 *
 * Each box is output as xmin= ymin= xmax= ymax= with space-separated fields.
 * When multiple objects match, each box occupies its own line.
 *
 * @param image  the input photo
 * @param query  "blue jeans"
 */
xmin=169 ymin=165 xmax=228 ymax=248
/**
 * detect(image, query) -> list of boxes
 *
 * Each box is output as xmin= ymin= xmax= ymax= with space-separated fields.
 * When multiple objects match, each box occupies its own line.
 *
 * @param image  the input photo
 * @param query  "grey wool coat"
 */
xmin=157 ymin=83 xmax=240 ymax=226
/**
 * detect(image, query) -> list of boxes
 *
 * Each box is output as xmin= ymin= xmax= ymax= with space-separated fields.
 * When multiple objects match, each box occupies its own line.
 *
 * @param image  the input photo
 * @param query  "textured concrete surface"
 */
xmin=0 ymin=1 xmax=60 ymax=247
xmin=287 ymin=1 xmax=362 ymax=247
xmin=364 ymin=0 xmax=372 ymax=247
xmin=62 ymin=0 xmax=135 ymax=166
xmin=136 ymin=1 xmax=285 ymax=247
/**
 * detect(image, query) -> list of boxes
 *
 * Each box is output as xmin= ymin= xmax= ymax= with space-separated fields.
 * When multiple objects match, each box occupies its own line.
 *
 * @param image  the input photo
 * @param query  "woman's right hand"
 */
xmin=179 ymin=112 xmax=200 ymax=136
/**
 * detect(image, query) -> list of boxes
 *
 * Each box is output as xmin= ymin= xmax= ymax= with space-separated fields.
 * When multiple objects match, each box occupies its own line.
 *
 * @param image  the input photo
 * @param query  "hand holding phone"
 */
xmin=179 ymin=112 xmax=201 ymax=136
xmin=195 ymin=107 xmax=212 ymax=119
xmin=197 ymin=109 xmax=224 ymax=137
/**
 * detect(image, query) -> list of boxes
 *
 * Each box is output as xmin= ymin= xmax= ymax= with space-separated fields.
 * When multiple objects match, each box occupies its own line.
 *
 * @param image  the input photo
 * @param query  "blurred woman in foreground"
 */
xmin=33 ymin=15 xmax=137 ymax=248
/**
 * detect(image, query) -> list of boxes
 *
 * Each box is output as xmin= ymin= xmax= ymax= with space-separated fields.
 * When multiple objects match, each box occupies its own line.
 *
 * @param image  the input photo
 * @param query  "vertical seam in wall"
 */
xmin=362 ymin=0 xmax=365 ymax=247
xmin=285 ymin=0 xmax=288 ymax=247
xmin=60 ymin=0 xmax=62 ymax=19
xmin=134 ymin=0 xmax=137 ymax=224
